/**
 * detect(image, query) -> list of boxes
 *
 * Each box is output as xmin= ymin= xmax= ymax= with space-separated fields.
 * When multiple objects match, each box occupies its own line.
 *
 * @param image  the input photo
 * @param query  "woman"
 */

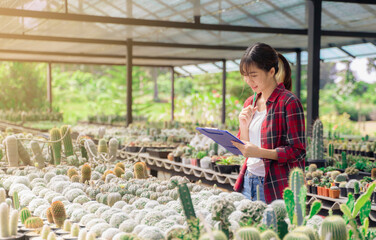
xmin=231 ymin=43 xmax=305 ymax=204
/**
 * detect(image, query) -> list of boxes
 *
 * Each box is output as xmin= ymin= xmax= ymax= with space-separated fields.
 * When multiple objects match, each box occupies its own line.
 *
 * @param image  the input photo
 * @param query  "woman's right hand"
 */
xmin=239 ymin=105 xmax=258 ymax=130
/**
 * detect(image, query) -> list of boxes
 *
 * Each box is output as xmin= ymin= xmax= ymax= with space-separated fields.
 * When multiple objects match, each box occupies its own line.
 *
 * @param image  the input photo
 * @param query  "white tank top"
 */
xmin=246 ymin=109 xmax=267 ymax=176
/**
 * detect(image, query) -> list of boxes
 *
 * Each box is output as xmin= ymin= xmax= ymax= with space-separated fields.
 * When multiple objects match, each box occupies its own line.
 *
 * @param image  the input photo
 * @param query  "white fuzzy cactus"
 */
xmin=0 ymin=188 xmax=6 ymax=203
xmin=71 ymin=223 xmax=80 ymax=237
xmin=9 ymin=209 xmax=18 ymax=236
xmin=5 ymin=136 xmax=19 ymax=167
xmin=108 ymin=138 xmax=119 ymax=162
xmin=0 ymin=202 xmax=10 ymax=237
xmin=78 ymin=228 xmax=87 ymax=240
xmin=85 ymin=139 xmax=97 ymax=160
xmin=63 ymin=219 xmax=72 ymax=232
xmin=30 ymin=141 xmax=45 ymax=169
xmin=47 ymin=232 xmax=57 ymax=240
xmin=98 ymin=127 xmax=106 ymax=139
xmin=41 ymin=225 xmax=51 ymax=239
xmin=86 ymin=232 xmax=96 ymax=240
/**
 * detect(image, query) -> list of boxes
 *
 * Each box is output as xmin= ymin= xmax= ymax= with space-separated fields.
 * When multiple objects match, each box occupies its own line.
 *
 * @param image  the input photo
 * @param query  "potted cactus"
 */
xmin=311 ymin=177 xmax=319 ymax=195
xmin=345 ymin=166 xmax=359 ymax=180
xmin=339 ymin=182 xmax=347 ymax=197
xmin=329 ymin=186 xmax=340 ymax=198
xmin=308 ymin=120 xmax=326 ymax=168
xmin=353 ymin=181 xmax=360 ymax=200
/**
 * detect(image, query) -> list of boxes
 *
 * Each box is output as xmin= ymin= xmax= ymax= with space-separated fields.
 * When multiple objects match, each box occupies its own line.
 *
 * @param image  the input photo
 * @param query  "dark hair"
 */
xmin=240 ymin=42 xmax=292 ymax=91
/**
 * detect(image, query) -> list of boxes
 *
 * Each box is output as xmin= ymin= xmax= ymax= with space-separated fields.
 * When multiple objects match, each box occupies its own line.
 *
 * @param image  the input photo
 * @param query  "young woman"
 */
xmin=231 ymin=43 xmax=306 ymax=203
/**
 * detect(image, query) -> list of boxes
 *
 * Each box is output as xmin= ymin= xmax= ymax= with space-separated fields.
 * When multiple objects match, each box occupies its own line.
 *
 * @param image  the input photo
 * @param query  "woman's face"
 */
xmin=242 ymin=64 xmax=275 ymax=93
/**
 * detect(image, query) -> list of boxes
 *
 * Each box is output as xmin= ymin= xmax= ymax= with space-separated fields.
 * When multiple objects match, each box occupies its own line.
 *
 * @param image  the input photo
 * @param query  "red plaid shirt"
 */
xmin=235 ymin=83 xmax=306 ymax=203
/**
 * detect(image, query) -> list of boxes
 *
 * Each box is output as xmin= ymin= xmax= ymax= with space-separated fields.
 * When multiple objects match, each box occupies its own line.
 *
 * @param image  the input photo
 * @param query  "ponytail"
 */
xmin=275 ymin=53 xmax=292 ymax=91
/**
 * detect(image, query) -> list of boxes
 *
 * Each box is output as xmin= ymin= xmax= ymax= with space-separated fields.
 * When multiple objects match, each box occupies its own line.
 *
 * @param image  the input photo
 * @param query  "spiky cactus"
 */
xmin=114 ymin=166 xmax=125 ymax=177
xmin=17 ymin=139 xmax=31 ymax=165
xmin=0 ymin=188 xmax=5 ymax=203
xmin=63 ymin=219 xmax=72 ymax=232
xmin=260 ymin=230 xmax=280 ymax=240
xmin=46 ymin=207 xmax=54 ymax=224
xmin=107 ymin=192 xmax=121 ymax=207
xmin=30 ymin=140 xmax=45 ymax=169
xmin=341 ymin=152 xmax=347 ymax=169
xmin=328 ymin=143 xmax=334 ymax=158
xmin=47 ymin=232 xmax=57 ymax=240
xmin=81 ymin=164 xmax=91 ymax=183
xmin=60 ymin=125 xmax=74 ymax=157
xmin=13 ymin=191 xmax=19 ymax=210
xmin=108 ymin=138 xmax=119 ymax=162
xmin=51 ymin=201 xmax=66 ymax=228
xmin=292 ymin=226 xmax=317 ymax=240
xmin=288 ymin=168 xmax=305 ymax=226
xmin=311 ymin=119 xmax=324 ymax=160
xmin=262 ymin=207 xmax=277 ymax=232
xmin=284 ymin=232 xmax=310 ymax=240
xmin=0 ymin=203 xmax=9 ymax=237
xmin=134 ymin=162 xmax=147 ymax=179
xmin=25 ymin=216 xmax=44 ymax=228
xmin=78 ymin=228 xmax=87 ymax=240
xmin=79 ymin=138 xmax=88 ymax=159
xmin=71 ymin=175 xmax=80 ymax=183
xmin=320 ymin=216 xmax=347 ymax=240
xmin=98 ymin=127 xmax=106 ymax=139
xmin=199 ymin=230 xmax=228 ymax=240
xmin=85 ymin=139 xmax=97 ymax=160
xmin=20 ymin=207 xmax=31 ymax=224
xmin=5 ymin=135 xmax=19 ymax=167
xmin=235 ymin=227 xmax=261 ymax=240
xmin=98 ymin=139 xmax=108 ymax=153
xmin=271 ymin=200 xmax=288 ymax=239
xmin=354 ymin=181 xmax=360 ymax=194
xmin=50 ymin=128 xmax=62 ymax=165
xmin=115 ymin=162 xmax=125 ymax=170
xmin=67 ymin=168 xmax=78 ymax=179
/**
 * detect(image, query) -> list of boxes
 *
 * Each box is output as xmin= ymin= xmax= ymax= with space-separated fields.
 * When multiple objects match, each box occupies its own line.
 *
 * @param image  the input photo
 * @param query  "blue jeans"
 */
xmin=242 ymin=171 xmax=265 ymax=202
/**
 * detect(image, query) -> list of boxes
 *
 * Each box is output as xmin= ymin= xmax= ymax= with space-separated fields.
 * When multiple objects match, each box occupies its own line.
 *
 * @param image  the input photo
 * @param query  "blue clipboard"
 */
xmin=196 ymin=127 xmax=244 ymax=155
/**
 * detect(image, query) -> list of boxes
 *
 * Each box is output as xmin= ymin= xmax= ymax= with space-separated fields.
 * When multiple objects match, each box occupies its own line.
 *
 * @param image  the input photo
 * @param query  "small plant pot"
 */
xmin=173 ymin=156 xmax=181 ymax=163
xmin=216 ymin=165 xmax=235 ymax=174
xmin=190 ymin=158 xmax=197 ymax=166
xmin=307 ymin=185 xmax=312 ymax=193
xmin=347 ymin=188 xmax=354 ymax=194
xmin=317 ymin=186 xmax=323 ymax=196
xmin=335 ymin=182 xmax=340 ymax=187
xmin=340 ymin=187 xmax=347 ymax=198
xmin=125 ymin=146 xmax=140 ymax=152
xmin=355 ymin=151 xmax=360 ymax=156
xmin=335 ymin=149 xmax=339 ymax=154
xmin=210 ymin=162 xmax=217 ymax=171
xmin=329 ymin=189 xmax=340 ymax=198
xmin=323 ymin=188 xmax=329 ymax=197
xmin=311 ymin=186 xmax=317 ymax=195
xmin=354 ymin=193 xmax=360 ymax=200
xmin=196 ymin=158 xmax=201 ymax=168
xmin=373 ymin=192 xmax=376 ymax=203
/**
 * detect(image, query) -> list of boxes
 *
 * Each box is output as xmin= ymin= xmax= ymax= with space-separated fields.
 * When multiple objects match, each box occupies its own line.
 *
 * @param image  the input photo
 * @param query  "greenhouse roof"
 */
xmin=0 ymin=0 xmax=374 ymax=69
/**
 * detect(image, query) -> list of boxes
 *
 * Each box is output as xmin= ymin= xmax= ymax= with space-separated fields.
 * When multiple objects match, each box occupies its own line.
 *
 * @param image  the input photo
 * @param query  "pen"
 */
xmin=252 ymin=92 xmax=257 ymax=108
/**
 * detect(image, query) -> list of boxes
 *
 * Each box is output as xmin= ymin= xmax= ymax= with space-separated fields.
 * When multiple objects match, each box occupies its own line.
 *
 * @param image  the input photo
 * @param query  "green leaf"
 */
xmin=340 ymin=204 xmax=352 ymax=219
xmin=347 ymin=193 xmax=355 ymax=212
xmin=283 ymin=188 xmax=295 ymax=224
xmin=353 ymin=184 xmax=375 ymax=218
xmin=359 ymin=201 xmax=371 ymax=225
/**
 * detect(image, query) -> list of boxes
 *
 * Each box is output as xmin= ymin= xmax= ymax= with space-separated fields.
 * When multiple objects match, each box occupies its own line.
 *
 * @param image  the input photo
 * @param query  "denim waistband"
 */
xmin=246 ymin=171 xmax=265 ymax=178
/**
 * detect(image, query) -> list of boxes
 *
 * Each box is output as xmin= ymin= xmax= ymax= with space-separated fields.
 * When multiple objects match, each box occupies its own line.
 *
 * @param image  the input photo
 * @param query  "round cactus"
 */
xmin=20 ymin=207 xmax=32 ymax=224
xmin=46 ymin=207 xmax=54 ymax=223
xmin=260 ymin=229 xmax=280 ymax=240
xmin=199 ymin=230 xmax=228 ymax=240
xmin=114 ymin=167 xmax=125 ymax=178
xmin=134 ymin=162 xmax=148 ymax=179
xmin=98 ymin=139 xmax=108 ymax=153
xmin=293 ymin=226 xmax=317 ymax=240
xmin=68 ymin=168 xmax=78 ymax=179
xmin=235 ymin=227 xmax=261 ymax=240
xmin=25 ymin=217 xmax=44 ymax=229
xmin=5 ymin=135 xmax=19 ymax=167
xmin=51 ymin=201 xmax=66 ymax=228
xmin=320 ymin=216 xmax=347 ymax=240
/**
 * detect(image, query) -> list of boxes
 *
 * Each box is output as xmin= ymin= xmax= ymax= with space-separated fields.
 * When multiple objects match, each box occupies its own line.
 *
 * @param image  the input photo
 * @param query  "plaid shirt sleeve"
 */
xmin=275 ymin=98 xmax=306 ymax=164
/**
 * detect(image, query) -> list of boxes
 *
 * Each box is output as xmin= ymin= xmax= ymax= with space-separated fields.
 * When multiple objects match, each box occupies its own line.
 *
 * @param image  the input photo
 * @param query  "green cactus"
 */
xmin=341 ymin=151 xmax=347 ymax=169
xmin=98 ymin=139 xmax=108 ymax=153
xmin=293 ymin=226 xmax=317 ymax=240
xmin=25 ymin=216 xmax=44 ymax=228
xmin=178 ymin=183 xmax=196 ymax=220
xmin=108 ymin=138 xmax=119 ymax=162
xmin=199 ymin=230 xmax=228 ymax=240
xmin=20 ymin=207 xmax=31 ymax=224
xmin=17 ymin=139 xmax=31 ymax=165
xmin=320 ymin=216 xmax=347 ymax=240
xmin=283 ymin=232 xmax=310 ymax=240
xmin=260 ymin=230 xmax=280 ymax=240
xmin=134 ymin=162 xmax=147 ymax=179
xmin=271 ymin=200 xmax=288 ymax=239
xmin=262 ymin=207 xmax=277 ymax=232
xmin=308 ymin=164 xmax=317 ymax=173
xmin=30 ymin=141 xmax=45 ymax=169
xmin=13 ymin=191 xmax=19 ymax=210
xmin=81 ymin=164 xmax=91 ymax=183
xmin=311 ymin=119 xmax=324 ymax=160
xmin=289 ymin=168 xmax=305 ymax=226
xmin=307 ymin=200 xmax=321 ymax=222
xmin=235 ymin=227 xmax=261 ymax=240
xmin=60 ymin=125 xmax=74 ymax=157
xmin=51 ymin=201 xmax=66 ymax=228
xmin=335 ymin=174 xmax=347 ymax=183
xmin=354 ymin=181 xmax=360 ymax=194
xmin=50 ymin=128 xmax=62 ymax=165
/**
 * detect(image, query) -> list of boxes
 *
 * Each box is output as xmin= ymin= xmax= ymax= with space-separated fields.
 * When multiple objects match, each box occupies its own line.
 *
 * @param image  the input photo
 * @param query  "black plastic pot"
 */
xmin=354 ymin=193 xmax=360 ymax=200
xmin=216 ymin=164 xmax=235 ymax=174
xmin=307 ymin=185 xmax=312 ymax=193
xmin=210 ymin=162 xmax=217 ymax=171
xmin=335 ymin=149 xmax=339 ymax=154
xmin=367 ymin=152 xmax=374 ymax=158
xmin=340 ymin=187 xmax=347 ymax=198
xmin=311 ymin=186 xmax=317 ymax=195
xmin=174 ymin=156 xmax=181 ymax=163
xmin=335 ymin=182 xmax=340 ymax=187
xmin=196 ymin=158 xmax=201 ymax=168
xmin=373 ymin=192 xmax=376 ymax=203
xmin=347 ymin=174 xmax=360 ymax=180
xmin=347 ymin=188 xmax=354 ymax=194
xmin=307 ymin=159 xmax=326 ymax=168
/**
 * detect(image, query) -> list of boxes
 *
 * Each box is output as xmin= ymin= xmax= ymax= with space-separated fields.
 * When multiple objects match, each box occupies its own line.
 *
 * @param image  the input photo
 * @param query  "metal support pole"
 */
xmin=307 ymin=0 xmax=322 ymax=136
xmin=171 ymin=67 xmax=175 ymax=122
xmin=221 ymin=60 xmax=226 ymax=124
xmin=126 ymin=38 xmax=133 ymax=126
xmin=47 ymin=62 xmax=52 ymax=112
xmin=296 ymin=49 xmax=301 ymax=100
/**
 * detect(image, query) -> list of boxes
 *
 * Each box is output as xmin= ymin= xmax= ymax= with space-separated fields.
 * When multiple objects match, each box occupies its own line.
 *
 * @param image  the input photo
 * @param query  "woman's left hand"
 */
xmin=231 ymin=141 xmax=260 ymax=158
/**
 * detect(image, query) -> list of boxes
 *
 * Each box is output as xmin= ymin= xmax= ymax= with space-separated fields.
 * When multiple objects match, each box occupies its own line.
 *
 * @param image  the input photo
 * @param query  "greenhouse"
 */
xmin=0 ymin=0 xmax=376 ymax=240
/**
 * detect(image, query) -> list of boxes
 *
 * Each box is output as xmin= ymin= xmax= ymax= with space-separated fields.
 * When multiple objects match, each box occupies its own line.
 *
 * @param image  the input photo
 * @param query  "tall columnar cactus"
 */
xmin=81 ymin=164 xmax=91 ymax=183
xmin=341 ymin=152 xmax=347 ymax=169
xmin=288 ymin=168 xmax=305 ymax=226
xmin=311 ymin=119 xmax=324 ymax=160
xmin=328 ymin=143 xmax=334 ymax=158
xmin=20 ymin=207 xmax=31 ymax=224
xmin=320 ymin=216 xmax=347 ymax=240
xmin=30 ymin=141 xmax=45 ymax=169
xmin=25 ymin=217 xmax=44 ymax=228
xmin=98 ymin=127 xmax=106 ymax=139
xmin=85 ymin=139 xmax=97 ymax=160
xmin=41 ymin=225 xmax=51 ymax=239
xmin=51 ymin=201 xmax=66 ymax=228
xmin=50 ymin=128 xmax=62 ymax=165
xmin=262 ymin=207 xmax=277 ymax=232
xmin=0 ymin=188 xmax=6 ymax=203
xmin=13 ymin=191 xmax=19 ymax=210
xmin=108 ymin=138 xmax=119 ymax=162
xmin=271 ymin=200 xmax=288 ymax=239
xmin=134 ymin=162 xmax=147 ymax=179
xmin=60 ymin=125 xmax=74 ymax=157
xmin=79 ymin=138 xmax=88 ymax=159
xmin=17 ymin=139 xmax=31 ymax=165
xmin=260 ymin=230 xmax=280 ymax=240
xmin=63 ymin=219 xmax=72 ymax=232
xmin=5 ymin=135 xmax=19 ymax=167
xmin=178 ymin=183 xmax=196 ymax=220
xmin=0 ymin=202 xmax=10 ymax=237
xmin=98 ymin=139 xmax=108 ymax=153
xmin=235 ymin=227 xmax=261 ymax=240
xmin=354 ymin=181 xmax=360 ymax=194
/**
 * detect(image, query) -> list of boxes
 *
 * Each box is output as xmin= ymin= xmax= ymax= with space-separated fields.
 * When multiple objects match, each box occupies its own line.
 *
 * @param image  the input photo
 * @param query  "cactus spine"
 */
xmin=311 ymin=119 xmax=324 ymax=160
xmin=81 ymin=164 xmax=91 ymax=183
xmin=328 ymin=143 xmax=334 ymax=158
xmin=235 ymin=227 xmax=261 ymax=240
xmin=60 ymin=125 xmax=74 ymax=157
xmin=51 ymin=201 xmax=66 ymax=228
xmin=262 ymin=207 xmax=277 ymax=231
xmin=292 ymin=226 xmax=317 ymax=240
xmin=50 ymin=128 xmax=62 ymax=165
xmin=9 ymin=210 xmax=18 ymax=236
xmin=320 ymin=216 xmax=347 ymax=240
xmin=46 ymin=207 xmax=54 ymax=223
xmin=354 ymin=181 xmax=360 ymax=194
xmin=134 ymin=162 xmax=147 ymax=179
xmin=108 ymin=138 xmax=119 ymax=162
xmin=0 ymin=202 xmax=10 ymax=237
xmin=114 ymin=166 xmax=125 ymax=177
xmin=30 ymin=141 xmax=45 ymax=169
xmin=17 ymin=139 xmax=31 ymax=165
xmin=13 ymin=191 xmax=19 ymax=210
xmin=20 ymin=207 xmax=31 ymax=224
xmin=98 ymin=139 xmax=108 ymax=153
xmin=78 ymin=228 xmax=87 ymax=240
xmin=283 ymin=232 xmax=310 ymax=240
xmin=288 ymin=168 xmax=305 ymax=226
xmin=67 ymin=168 xmax=78 ymax=179
xmin=5 ymin=135 xmax=19 ymax=167
xmin=341 ymin=151 xmax=347 ymax=169
xmin=178 ymin=183 xmax=196 ymax=220
xmin=25 ymin=216 xmax=44 ymax=228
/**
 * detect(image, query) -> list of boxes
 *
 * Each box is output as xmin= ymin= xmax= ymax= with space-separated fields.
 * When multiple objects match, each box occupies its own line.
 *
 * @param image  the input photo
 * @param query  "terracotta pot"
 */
xmin=167 ymin=153 xmax=174 ymax=161
xmin=317 ymin=186 xmax=322 ymax=196
xmin=323 ymin=188 xmax=329 ymax=197
xmin=329 ymin=189 xmax=340 ymax=198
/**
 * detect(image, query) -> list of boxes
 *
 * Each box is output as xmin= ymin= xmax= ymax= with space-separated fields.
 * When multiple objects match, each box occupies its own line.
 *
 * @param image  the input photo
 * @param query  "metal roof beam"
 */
xmin=324 ymin=0 xmax=376 ymax=4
